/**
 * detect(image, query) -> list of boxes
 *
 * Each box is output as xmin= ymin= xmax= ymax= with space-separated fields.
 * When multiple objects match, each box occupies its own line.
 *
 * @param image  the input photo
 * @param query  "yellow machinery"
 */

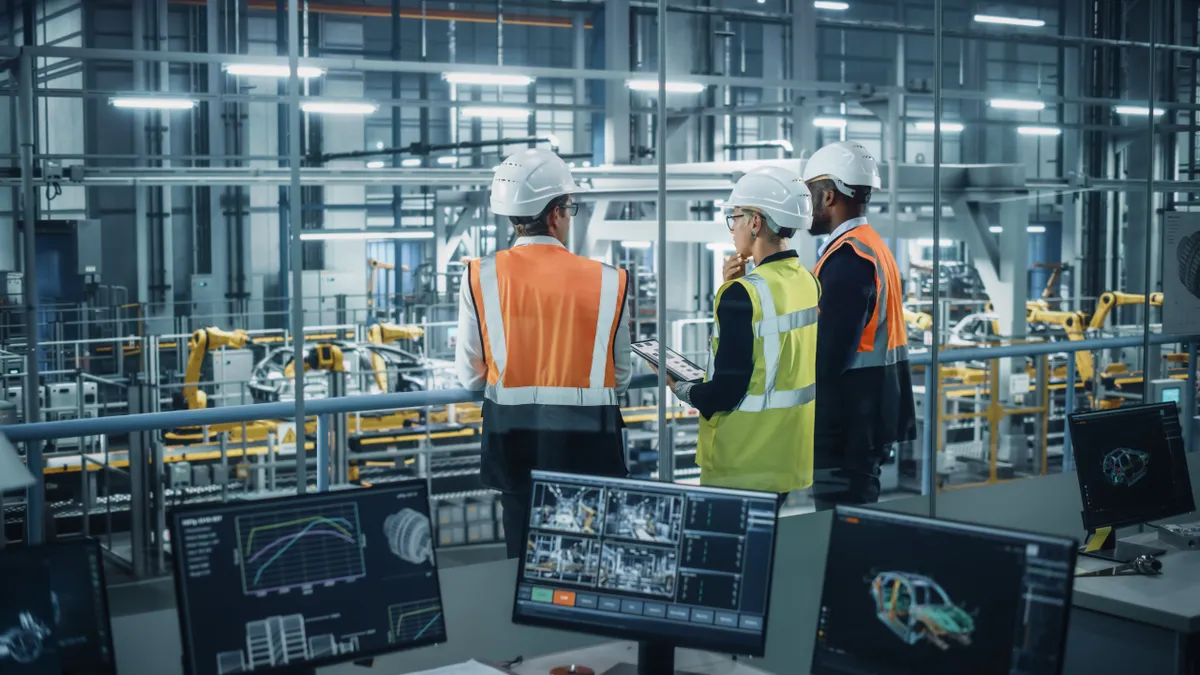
xmin=903 ymin=309 xmax=933 ymax=332
xmin=169 ymin=327 xmax=277 ymax=444
xmin=1088 ymin=291 xmax=1163 ymax=331
xmin=367 ymin=258 xmax=409 ymax=311
xmin=1026 ymin=308 xmax=1093 ymax=381
xmin=366 ymin=322 xmax=425 ymax=392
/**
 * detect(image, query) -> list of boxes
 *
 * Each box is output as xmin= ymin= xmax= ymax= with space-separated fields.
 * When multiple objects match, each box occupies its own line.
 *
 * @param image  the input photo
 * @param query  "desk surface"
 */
xmin=511 ymin=642 xmax=770 ymax=675
xmin=1072 ymin=531 xmax=1200 ymax=633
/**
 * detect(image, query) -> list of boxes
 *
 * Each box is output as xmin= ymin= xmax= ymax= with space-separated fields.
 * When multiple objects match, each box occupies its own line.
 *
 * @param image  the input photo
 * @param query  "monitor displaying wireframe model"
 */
xmin=512 ymin=471 xmax=778 ymax=663
xmin=1068 ymin=402 xmax=1194 ymax=534
xmin=812 ymin=507 xmax=1076 ymax=675
xmin=170 ymin=482 xmax=446 ymax=675
xmin=0 ymin=537 xmax=117 ymax=675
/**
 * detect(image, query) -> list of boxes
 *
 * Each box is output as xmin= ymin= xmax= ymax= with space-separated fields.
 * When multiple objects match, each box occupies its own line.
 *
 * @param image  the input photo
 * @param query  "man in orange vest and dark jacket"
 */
xmin=455 ymin=148 xmax=631 ymax=558
xmin=802 ymin=141 xmax=917 ymax=510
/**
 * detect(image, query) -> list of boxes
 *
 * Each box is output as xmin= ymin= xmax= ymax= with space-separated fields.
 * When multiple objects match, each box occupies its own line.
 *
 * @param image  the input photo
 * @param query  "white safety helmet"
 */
xmin=490 ymin=148 xmax=584 ymax=218
xmin=725 ymin=166 xmax=813 ymax=233
xmin=801 ymin=140 xmax=881 ymax=201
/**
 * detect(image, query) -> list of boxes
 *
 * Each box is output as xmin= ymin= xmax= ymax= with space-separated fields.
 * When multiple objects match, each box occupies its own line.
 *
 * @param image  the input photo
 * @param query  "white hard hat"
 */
xmin=490 ymin=148 xmax=584 ymax=217
xmin=726 ymin=166 xmax=813 ymax=233
xmin=801 ymin=140 xmax=882 ymax=200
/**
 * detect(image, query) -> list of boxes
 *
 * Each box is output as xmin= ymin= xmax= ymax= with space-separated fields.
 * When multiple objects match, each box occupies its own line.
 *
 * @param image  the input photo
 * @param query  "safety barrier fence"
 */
xmin=1 ymin=333 xmax=1198 ymax=553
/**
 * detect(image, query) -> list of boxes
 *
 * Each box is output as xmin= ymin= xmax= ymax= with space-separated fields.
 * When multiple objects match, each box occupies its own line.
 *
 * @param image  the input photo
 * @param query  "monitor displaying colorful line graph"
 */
xmin=235 ymin=504 xmax=367 ymax=595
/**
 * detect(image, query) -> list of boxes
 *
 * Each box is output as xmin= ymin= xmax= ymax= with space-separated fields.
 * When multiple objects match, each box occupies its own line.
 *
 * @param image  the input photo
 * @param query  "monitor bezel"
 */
xmin=169 ymin=481 xmax=447 ymax=675
xmin=1068 ymin=401 xmax=1195 ymax=531
xmin=0 ymin=536 xmax=119 ymax=675
xmin=510 ymin=470 xmax=780 ymax=659
xmin=810 ymin=506 xmax=1078 ymax=675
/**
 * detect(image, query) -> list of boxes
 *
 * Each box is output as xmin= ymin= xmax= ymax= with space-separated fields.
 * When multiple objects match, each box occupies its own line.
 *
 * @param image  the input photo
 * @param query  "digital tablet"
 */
xmin=631 ymin=339 xmax=706 ymax=383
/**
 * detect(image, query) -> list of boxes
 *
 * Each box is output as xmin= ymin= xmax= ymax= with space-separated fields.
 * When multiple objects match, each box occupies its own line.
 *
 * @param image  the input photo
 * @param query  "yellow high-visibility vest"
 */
xmin=696 ymin=256 xmax=819 ymax=493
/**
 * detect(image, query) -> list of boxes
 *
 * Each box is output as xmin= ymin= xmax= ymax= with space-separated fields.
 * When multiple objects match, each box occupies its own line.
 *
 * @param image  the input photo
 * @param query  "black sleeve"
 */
xmin=684 ymin=282 xmax=754 ymax=419
xmin=815 ymin=246 xmax=877 ymax=453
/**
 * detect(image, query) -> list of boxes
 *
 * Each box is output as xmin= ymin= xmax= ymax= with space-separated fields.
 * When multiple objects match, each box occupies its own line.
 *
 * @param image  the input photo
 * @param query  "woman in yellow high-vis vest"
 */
xmin=670 ymin=167 xmax=820 ymax=497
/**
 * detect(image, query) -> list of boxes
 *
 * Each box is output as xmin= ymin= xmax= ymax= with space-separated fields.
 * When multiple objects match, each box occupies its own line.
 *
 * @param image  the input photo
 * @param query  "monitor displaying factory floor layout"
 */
xmin=1068 ymin=401 xmax=1194 ymax=531
xmin=812 ymin=507 xmax=1076 ymax=675
xmin=513 ymin=471 xmax=778 ymax=657
xmin=170 ymin=481 xmax=445 ymax=675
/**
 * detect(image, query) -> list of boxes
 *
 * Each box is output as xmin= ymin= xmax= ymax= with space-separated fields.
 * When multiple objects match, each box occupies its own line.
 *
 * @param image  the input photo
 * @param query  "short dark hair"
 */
xmin=810 ymin=178 xmax=872 ymax=209
xmin=748 ymin=210 xmax=795 ymax=241
xmin=509 ymin=194 xmax=571 ymax=237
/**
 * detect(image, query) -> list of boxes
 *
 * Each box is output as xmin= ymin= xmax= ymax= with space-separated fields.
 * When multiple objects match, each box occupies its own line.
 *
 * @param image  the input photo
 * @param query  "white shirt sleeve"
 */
xmin=454 ymin=268 xmax=487 ymax=391
xmin=614 ymin=294 xmax=633 ymax=395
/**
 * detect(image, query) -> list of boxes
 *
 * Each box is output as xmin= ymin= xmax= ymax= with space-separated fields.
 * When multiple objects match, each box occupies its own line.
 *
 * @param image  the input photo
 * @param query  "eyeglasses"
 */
xmin=725 ymin=212 xmax=750 ymax=232
xmin=557 ymin=203 xmax=580 ymax=216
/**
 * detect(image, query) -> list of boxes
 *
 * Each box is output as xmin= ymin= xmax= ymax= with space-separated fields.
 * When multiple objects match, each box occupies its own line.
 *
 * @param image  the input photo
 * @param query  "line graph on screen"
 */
xmin=235 ymin=503 xmax=367 ymax=595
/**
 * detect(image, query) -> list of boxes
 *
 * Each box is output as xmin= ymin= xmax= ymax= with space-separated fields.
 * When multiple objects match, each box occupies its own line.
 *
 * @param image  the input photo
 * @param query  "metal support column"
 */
xmin=287 ymin=0 xmax=307 ymax=494
xmin=655 ymin=0 xmax=671 ymax=484
xmin=18 ymin=51 xmax=44 ymax=543
xmin=1064 ymin=354 xmax=1076 ymax=471
xmin=1142 ymin=4 xmax=1156 ymax=390
xmin=603 ymin=0 xmax=631 ymax=165
xmin=1187 ymin=341 xmax=1197 ymax=453
xmin=926 ymin=0 xmax=942 ymax=517
xmin=316 ymin=414 xmax=329 ymax=492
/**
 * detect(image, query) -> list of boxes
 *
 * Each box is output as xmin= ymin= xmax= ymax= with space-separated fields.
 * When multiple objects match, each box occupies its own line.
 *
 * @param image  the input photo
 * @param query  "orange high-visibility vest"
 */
xmin=468 ymin=243 xmax=628 ymax=407
xmin=813 ymin=223 xmax=909 ymax=369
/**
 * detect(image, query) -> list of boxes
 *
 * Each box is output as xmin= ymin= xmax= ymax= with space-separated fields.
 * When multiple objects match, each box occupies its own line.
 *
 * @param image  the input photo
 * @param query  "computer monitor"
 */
xmin=812 ymin=507 xmax=1076 ymax=675
xmin=0 ymin=537 xmax=116 ymax=675
xmin=1068 ymin=402 xmax=1194 ymax=561
xmin=170 ymin=482 xmax=446 ymax=675
xmin=512 ymin=471 xmax=779 ymax=675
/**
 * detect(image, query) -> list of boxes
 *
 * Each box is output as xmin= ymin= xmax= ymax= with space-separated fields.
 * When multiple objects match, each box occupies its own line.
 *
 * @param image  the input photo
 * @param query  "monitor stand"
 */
xmin=1080 ymin=527 xmax=1167 ymax=563
xmin=600 ymin=641 xmax=704 ymax=675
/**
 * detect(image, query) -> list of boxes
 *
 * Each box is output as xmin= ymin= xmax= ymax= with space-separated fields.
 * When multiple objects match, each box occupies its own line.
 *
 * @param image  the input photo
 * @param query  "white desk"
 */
xmin=511 ymin=642 xmax=771 ymax=675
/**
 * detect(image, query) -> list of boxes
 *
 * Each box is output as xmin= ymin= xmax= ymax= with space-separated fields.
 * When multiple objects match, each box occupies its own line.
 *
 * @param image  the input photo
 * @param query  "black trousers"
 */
xmin=500 ymin=489 xmax=532 ymax=560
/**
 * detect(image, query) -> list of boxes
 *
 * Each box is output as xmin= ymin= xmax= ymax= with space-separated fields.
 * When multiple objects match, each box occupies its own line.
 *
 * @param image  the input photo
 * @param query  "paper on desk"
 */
xmin=408 ymin=660 xmax=507 ymax=675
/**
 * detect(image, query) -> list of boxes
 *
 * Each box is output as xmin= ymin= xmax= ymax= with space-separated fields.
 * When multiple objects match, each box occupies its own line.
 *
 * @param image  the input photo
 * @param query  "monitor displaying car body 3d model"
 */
xmin=512 ymin=471 xmax=778 ymax=663
xmin=170 ymin=482 xmax=445 ymax=675
xmin=812 ymin=507 xmax=1076 ymax=675
xmin=0 ymin=537 xmax=117 ymax=675
xmin=1069 ymin=402 xmax=1193 ymax=547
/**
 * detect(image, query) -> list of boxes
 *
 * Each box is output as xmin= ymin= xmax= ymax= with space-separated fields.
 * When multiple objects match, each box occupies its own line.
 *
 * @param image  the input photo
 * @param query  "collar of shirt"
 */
xmin=756 ymin=249 xmax=799 ymax=268
xmin=512 ymin=235 xmax=566 ymax=249
xmin=816 ymin=216 xmax=870 ymax=258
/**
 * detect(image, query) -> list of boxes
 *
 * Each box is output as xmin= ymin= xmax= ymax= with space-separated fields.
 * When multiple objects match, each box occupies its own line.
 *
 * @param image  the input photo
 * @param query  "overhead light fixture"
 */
xmin=973 ymin=14 xmax=1045 ymax=28
xmin=1027 ymin=225 xmax=1047 ymax=234
xmin=1114 ymin=105 xmax=1166 ymax=117
xmin=300 ymin=101 xmax=378 ymax=115
xmin=460 ymin=106 xmax=531 ymax=120
xmin=437 ymin=156 xmax=459 ymax=165
xmin=626 ymin=80 xmax=707 ymax=94
xmin=223 ymin=63 xmax=325 ymax=78
xmin=989 ymin=98 xmax=1045 ymax=111
xmin=1017 ymin=125 xmax=1062 ymax=136
xmin=484 ymin=224 xmax=497 ymax=233
xmin=401 ymin=158 xmax=422 ymax=168
xmin=916 ymin=238 xmax=954 ymax=247
xmin=110 ymin=96 xmax=196 ymax=110
xmin=989 ymin=226 xmax=1003 ymax=234
xmin=375 ymin=141 xmax=385 ymax=150
xmin=299 ymin=230 xmax=434 ymax=241
xmin=366 ymin=161 xmax=385 ymax=169
xmin=915 ymin=121 xmax=964 ymax=132
xmin=814 ymin=1 xmax=850 ymax=9
xmin=706 ymin=242 xmax=736 ymax=252
xmin=621 ymin=241 xmax=652 ymax=249
xmin=443 ymin=72 xmax=535 ymax=87
xmin=814 ymin=117 xmax=847 ymax=128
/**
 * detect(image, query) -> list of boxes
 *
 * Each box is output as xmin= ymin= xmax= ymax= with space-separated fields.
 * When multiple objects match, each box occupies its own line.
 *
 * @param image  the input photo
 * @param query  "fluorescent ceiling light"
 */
xmin=460 ymin=106 xmax=531 ymax=120
xmin=706 ymin=242 xmax=736 ymax=252
xmin=814 ymin=117 xmax=847 ymax=128
xmin=989 ymin=226 xmax=1003 ymax=234
xmin=300 ymin=101 xmax=378 ymax=115
xmin=915 ymin=121 xmax=964 ymax=132
xmin=1027 ymin=225 xmax=1047 ymax=234
xmin=444 ymin=72 xmax=534 ymax=87
xmin=484 ymin=224 xmax=497 ymax=233
xmin=916 ymin=238 xmax=955 ymax=247
xmin=989 ymin=98 xmax=1045 ymax=111
xmin=375 ymin=141 xmax=385 ymax=150
xmin=814 ymin=1 xmax=850 ymax=9
xmin=973 ymin=14 xmax=1046 ymax=28
xmin=1017 ymin=125 xmax=1062 ymax=136
xmin=1114 ymin=105 xmax=1165 ymax=117
xmin=626 ymin=80 xmax=707 ymax=94
xmin=299 ymin=231 xmax=433 ymax=241
xmin=621 ymin=241 xmax=652 ymax=249
xmin=437 ymin=156 xmax=459 ymax=165
xmin=223 ymin=63 xmax=325 ymax=78
xmin=401 ymin=158 xmax=421 ymax=168
xmin=110 ymin=97 xmax=196 ymax=110
xmin=366 ymin=161 xmax=385 ymax=169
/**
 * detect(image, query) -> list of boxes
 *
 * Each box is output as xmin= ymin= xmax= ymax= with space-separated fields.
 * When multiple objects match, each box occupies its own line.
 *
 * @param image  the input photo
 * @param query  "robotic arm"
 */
xmin=1026 ymin=309 xmax=1093 ymax=381
xmin=182 ymin=327 xmax=250 ymax=410
xmin=367 ymin=323 xmax=425 ymax=392
xmin=1088 ymin=291 xmax=1163 ymax=331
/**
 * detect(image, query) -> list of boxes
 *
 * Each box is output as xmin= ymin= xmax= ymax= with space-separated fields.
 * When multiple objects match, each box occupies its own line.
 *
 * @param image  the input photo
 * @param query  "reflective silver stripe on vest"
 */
xmin=734 ymin=273 xmax=816 ymax=413
xmin=477 ymin=256 xmax=622 ymax=407
xmin=841 ymin=238 xmax=910 ymax=370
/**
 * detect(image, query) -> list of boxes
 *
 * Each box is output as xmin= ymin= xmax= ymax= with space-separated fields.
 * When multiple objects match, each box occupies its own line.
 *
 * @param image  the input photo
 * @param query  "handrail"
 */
xmin=2 ymin=334 xmax=1197 ymax=443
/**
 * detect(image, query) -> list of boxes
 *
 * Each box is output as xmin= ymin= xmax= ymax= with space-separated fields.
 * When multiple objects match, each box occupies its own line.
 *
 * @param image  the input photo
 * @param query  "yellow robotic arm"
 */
xmin=1088 ymin=291 xmax=1164 ymax=331
xmin=367 ymin=323 xmax=425 ymax=392
xmin=1026 ymin=309 xmax=1093 ymax=381
xmin=182 ymin=327 xmax=250 ymax=410
xmin=903 ymin=309 xmax=933 ymax=332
